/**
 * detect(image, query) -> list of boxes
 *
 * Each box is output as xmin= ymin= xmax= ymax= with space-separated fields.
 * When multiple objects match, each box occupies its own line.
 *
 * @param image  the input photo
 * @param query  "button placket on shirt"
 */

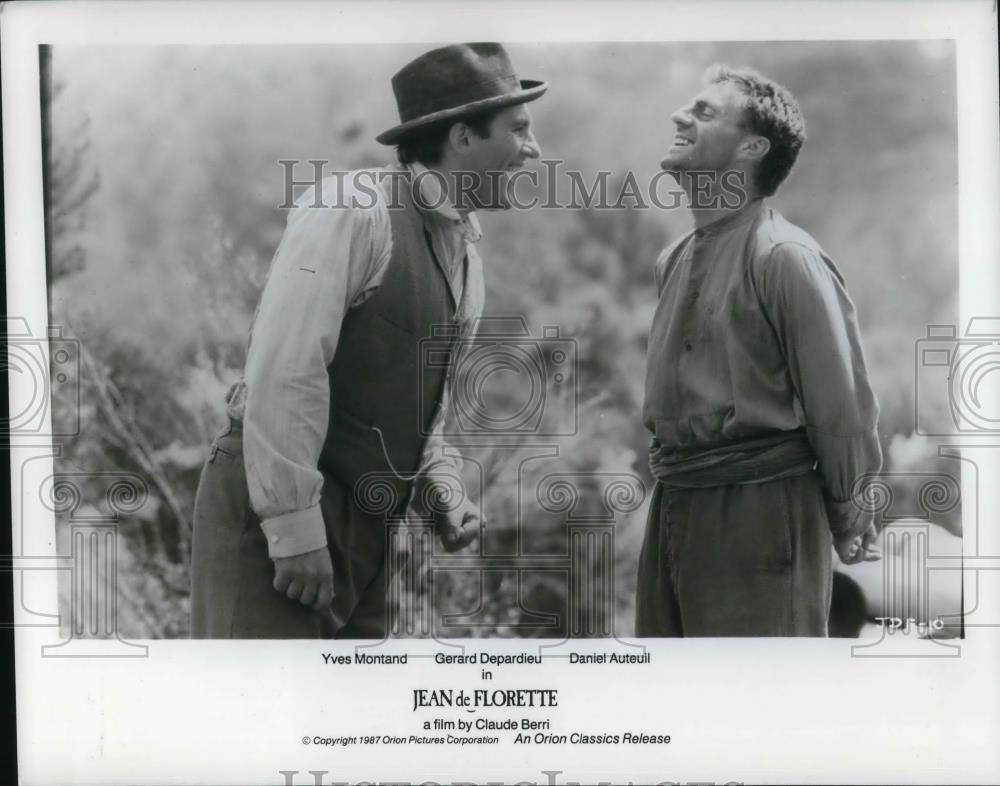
xmin=680 ymin=234 xmax=710 ymax=354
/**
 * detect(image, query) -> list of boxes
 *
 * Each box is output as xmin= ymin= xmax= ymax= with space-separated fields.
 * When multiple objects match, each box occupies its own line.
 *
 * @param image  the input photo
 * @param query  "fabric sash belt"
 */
xmin=649 ymin=429 xmax=816 ymax=489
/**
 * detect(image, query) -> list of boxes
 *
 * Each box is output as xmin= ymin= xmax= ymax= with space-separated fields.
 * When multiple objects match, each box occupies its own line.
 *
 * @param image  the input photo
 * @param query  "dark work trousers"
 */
xmin=635 ymin=471 xmax=833 ymax=636
xmin=190 ymin=420 xmax=390 ymax=639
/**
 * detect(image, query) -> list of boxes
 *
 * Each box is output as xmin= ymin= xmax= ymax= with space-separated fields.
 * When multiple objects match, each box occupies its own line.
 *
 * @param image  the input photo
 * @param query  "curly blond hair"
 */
xmin=704 ymin=64 xmax=807 ymax=196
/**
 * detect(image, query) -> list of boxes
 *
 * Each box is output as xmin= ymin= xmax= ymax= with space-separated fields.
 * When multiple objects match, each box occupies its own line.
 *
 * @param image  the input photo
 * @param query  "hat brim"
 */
xmin=376 ymin=79 xmax=548 ymax=145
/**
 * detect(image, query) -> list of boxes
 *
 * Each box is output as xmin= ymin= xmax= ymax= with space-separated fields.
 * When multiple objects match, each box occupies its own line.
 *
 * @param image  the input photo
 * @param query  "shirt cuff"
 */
xmin=824 ymin=495 xmax=864 ymax=538
xmin=259 ymin=505 xmax=328 ymax=559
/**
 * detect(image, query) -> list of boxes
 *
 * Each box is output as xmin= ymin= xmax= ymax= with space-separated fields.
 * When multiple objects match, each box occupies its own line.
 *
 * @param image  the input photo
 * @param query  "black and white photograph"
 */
xmin=4 ymin=1 xmax=999 ymax=784
xmin=34 ymin=37 xmax=968 ymax=642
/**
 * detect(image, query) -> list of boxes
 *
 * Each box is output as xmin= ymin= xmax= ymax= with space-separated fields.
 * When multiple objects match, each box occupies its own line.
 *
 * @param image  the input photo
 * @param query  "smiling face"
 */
xmin=661 ymin=80 xmax=753 ymax=176
xmin=456 ymin=103 xmax=541 ymax=209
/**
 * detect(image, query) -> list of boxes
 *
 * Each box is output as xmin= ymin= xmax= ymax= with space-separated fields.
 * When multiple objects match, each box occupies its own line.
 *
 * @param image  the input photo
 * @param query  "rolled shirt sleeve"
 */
xmin=243 ymin=177 xmax=391 ymax=558
xmin=759 ymin=241 xmax=883 ymax=536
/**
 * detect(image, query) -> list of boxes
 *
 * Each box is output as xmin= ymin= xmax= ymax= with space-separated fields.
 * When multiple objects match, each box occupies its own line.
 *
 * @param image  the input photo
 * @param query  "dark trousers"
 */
xmin=635 ymin=471 xmax=833 ymax=637
xmin=189 ymin=420 xmax=389 ymax=639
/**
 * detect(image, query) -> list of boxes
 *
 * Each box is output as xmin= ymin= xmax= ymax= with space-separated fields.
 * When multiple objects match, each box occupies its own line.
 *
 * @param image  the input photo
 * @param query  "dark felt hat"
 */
xmin=376 ymin=43 xmax=548 ymax=145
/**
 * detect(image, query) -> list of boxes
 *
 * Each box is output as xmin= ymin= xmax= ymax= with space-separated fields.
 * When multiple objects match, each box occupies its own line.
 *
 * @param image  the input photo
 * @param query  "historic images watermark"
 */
xmin=352 ymin=316 xmax=647 ymax=651
xmin=278 ymin=159 xmax=750 ymax=212
xmin=276 ymin=769 xmax=743 ymax=785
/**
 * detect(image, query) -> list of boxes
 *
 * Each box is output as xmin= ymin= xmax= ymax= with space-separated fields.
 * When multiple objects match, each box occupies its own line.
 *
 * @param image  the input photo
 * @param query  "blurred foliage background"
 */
xmin=46 ymin=41 xmax=959 ymax=638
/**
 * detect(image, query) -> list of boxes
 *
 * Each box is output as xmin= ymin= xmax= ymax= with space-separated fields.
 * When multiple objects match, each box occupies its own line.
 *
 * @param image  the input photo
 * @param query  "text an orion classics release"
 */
xmin=306 ymin=650 xmax=669 ymax=747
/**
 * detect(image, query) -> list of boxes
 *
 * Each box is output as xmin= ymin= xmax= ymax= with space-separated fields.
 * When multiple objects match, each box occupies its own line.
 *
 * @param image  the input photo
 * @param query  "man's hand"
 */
xmin=826 ymin=496 xmax=881 ymax=566
xmin=415 ymin=475 xmax=483 ymax=553
xmin=434 ymin=497 xmax=483 ymax=553
xmin=834 ymin=521 xmax=881 ymax=566
xmin=272 ymin=546 xmax=334 ymax=611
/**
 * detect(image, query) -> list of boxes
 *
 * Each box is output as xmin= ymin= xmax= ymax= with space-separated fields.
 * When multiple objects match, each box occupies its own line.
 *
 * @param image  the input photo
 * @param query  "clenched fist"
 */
xmin=834 ymin=521 xmax=881 ymax=566
xmin=272 ymin=546 xmax=335 ymax=611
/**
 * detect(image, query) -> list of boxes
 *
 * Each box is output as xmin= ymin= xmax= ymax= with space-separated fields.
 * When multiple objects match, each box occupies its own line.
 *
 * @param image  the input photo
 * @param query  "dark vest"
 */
xmin=318 ymin=171 xmax=459 ymax=500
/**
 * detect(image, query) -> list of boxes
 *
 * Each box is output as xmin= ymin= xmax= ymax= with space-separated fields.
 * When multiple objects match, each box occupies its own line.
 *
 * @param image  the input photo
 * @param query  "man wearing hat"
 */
xmin=190 ymin=43 xmax=546 ymax=638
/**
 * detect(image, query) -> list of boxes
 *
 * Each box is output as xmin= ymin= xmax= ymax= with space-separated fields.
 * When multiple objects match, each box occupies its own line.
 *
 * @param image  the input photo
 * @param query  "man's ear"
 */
xmin=447 ymin=121 xmax=473 ymax=157
xmin=739 ymin=134 xmax=771 ymax=163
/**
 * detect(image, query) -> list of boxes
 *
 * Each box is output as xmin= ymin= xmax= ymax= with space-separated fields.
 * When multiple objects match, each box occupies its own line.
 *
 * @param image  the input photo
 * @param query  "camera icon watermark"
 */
xmin=2 ymin=316 xmax=81 ymax=440
xmin=419 ymin=317 xmax=578 ymax=437
xmin=346 ymin=315 xmax=643 ymax=655
xmin=914 ymin=318 xmax=1000 ymax=435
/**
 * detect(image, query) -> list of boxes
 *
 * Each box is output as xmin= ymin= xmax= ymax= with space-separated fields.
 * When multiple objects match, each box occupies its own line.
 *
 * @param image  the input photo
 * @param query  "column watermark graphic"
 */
xmin=4 ymin=316 xmax=150 ymax=657
xmin=848 ymin=317 xmax=1000 ymax=658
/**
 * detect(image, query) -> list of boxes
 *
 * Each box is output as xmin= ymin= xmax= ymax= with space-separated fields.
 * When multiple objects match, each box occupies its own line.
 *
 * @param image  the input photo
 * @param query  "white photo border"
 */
xmin=4 ymin=1 xmax=999 ymax=784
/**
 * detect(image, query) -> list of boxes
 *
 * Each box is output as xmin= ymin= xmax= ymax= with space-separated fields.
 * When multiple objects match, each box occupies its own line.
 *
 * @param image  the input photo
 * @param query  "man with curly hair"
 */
xmin=637 ymin=64 xmax=882 ymax=636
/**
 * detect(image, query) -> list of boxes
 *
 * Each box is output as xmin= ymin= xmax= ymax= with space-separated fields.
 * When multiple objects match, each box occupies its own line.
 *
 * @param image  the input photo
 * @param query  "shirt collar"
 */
xmin=693 ymin=197 xmax=764 ymax=240
xmin=407 ymin=161 xmax=483 ymax=244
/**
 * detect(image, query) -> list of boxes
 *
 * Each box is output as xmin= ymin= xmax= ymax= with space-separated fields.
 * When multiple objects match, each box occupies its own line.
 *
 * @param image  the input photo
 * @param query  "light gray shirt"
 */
xmin=643 ymin=200 xmax=882 ymax=525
